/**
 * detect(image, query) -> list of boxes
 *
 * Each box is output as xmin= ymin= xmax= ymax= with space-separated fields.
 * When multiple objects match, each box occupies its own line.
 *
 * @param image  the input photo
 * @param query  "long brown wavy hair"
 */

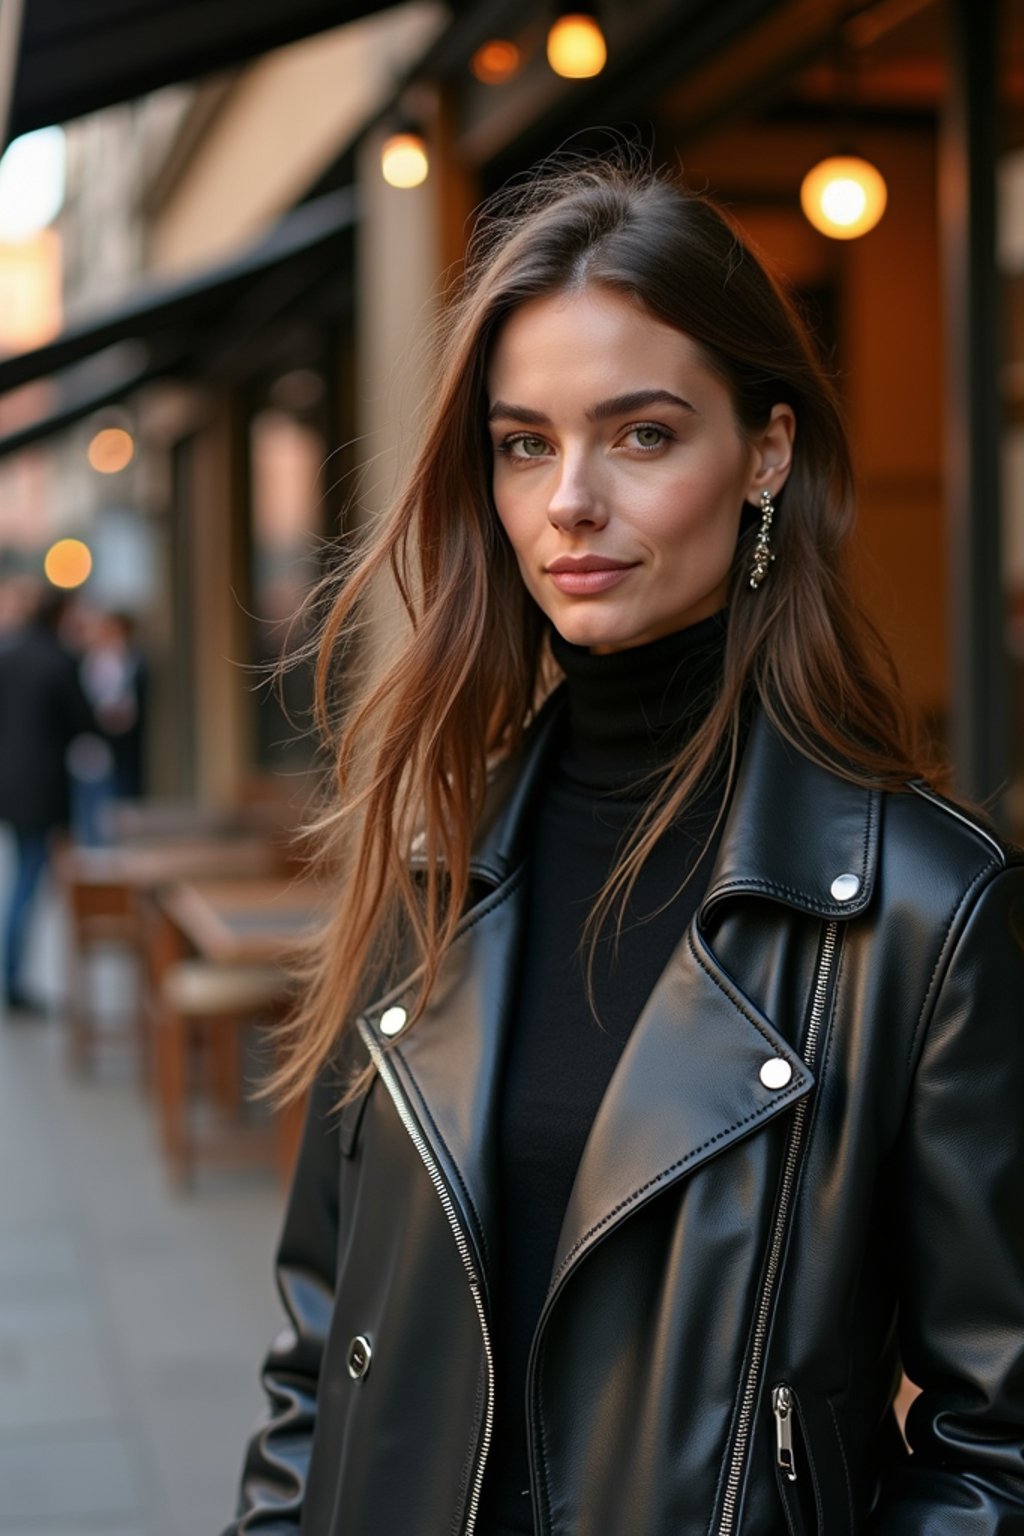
xmin=268 ymin=158 xmax=927 ymax=1105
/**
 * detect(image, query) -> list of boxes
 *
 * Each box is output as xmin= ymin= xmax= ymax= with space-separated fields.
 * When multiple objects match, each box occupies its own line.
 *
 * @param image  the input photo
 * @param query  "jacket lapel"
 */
xmin=547 ymin=919 xmax=813 ymax=1284
xmin=702 ymin=711 xmax=880 ymax=921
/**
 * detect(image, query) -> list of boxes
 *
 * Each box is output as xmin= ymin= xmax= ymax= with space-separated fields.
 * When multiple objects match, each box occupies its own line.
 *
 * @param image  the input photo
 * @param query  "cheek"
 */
xmin=492 ymin=495 xmax=519 ymax=558
xmin=636 ymin=466 xmax=745 ymax=551
xmin=492 ymin=497 xmax=537 ymax=592
xmin=492 ymin=478 xmax=537 ymax=558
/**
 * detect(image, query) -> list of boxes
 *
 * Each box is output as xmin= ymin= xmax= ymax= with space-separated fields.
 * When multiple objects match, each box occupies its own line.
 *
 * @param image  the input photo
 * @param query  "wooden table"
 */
xmin=159 ymin=875 xmax=323 ymax=965
xmin=151 ymin=874 xmax=325 ymax=1187
xmin=62 ymin=835 xmax=282 ymax=893
xmin=58 ymin=835 xmax=288 ymax=1074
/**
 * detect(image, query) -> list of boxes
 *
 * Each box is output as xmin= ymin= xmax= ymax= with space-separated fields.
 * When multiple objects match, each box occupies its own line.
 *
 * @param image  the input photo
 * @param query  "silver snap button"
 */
xmin=347 ymin=1334 xmax=372 ymax=1380
xmin=830 ymin=873 xmax=861 ymax=903
xmin=379 ymin=1005 xmax=407 ymax=1037
xmin=759 ymin=1057 xmax=793 ymax=1090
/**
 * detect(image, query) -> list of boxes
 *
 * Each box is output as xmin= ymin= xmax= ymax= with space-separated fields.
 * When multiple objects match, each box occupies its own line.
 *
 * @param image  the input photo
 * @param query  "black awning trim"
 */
xmin=10 ymin=0 xmax=400 ymax=139
xmin=0 ymin=342 xmax=174 ymax=458
xmin=0 ymin=187 xmax=357 ymax=397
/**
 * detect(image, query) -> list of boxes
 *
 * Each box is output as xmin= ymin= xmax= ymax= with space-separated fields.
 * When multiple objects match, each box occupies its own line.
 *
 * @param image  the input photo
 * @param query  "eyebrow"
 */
xmin=486 ymin=389 xmax=696 ymax=426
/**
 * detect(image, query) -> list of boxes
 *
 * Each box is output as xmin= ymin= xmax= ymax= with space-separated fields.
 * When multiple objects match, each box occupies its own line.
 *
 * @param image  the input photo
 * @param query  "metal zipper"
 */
xmin=357 ymin=1020 xmax=495 ymax=1536
xmin=715 ymin=921 xmax=838 ymax=1536
xmin=772 ymin=1384 xmax=797 ymax=1482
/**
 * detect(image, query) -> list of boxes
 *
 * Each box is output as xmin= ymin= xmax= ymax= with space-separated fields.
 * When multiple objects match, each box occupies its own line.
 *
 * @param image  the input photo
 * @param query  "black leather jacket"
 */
xmin=225 ymin=704 xmax=1024 ymax=1536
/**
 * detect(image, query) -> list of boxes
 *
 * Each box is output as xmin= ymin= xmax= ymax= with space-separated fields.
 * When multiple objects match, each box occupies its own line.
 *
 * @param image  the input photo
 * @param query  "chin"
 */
xmin=548 ymin=613 xmax=641 ymax=653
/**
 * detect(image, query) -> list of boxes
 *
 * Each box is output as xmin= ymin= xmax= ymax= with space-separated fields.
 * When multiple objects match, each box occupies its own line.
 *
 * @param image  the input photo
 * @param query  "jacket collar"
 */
xmin=470 ymin=690 xmax=880 ymax=921
xmin=702 ymin=709 xmax=879 ymax=920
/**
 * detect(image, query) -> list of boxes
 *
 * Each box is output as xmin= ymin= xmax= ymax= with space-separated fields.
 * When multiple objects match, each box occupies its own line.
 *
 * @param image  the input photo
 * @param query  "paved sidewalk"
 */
xmin=0 ymin=839 xmax=286 ymax=1536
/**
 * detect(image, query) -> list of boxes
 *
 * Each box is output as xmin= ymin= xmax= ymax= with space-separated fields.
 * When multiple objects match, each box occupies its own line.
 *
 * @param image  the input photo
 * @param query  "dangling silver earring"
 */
xmin=748 ymin=488 xmax=775 ymax=590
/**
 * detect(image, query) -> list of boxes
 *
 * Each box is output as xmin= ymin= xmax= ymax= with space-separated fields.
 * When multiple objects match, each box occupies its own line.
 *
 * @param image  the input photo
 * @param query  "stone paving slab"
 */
xmin=0 ymin=1293 xmax=119 ymax=1429
xmin=0 ymin=1227 xmax=80 ymax=1287
xmin=1 ymin=1529 xmax=146 ymax=1535
xmin=0 ymin=1430 xmax=140 ymax=1522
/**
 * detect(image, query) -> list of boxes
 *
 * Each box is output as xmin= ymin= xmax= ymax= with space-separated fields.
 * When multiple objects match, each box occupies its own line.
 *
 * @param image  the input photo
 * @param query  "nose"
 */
xmin=547 ymin=448 xmax=607 ymax=531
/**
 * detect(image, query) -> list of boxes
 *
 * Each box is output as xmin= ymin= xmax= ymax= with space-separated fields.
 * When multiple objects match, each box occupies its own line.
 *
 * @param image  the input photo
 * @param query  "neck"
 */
xmin=549 ymin=610 xmax=728 ymax=795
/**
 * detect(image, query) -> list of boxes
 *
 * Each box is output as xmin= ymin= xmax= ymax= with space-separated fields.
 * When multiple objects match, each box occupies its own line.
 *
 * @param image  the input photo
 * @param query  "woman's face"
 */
xmin=486 ymin=285 xmax=794 ymax=653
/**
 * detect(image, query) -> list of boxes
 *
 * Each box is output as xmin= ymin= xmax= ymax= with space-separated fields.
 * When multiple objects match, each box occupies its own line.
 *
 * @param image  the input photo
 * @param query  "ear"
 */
xmin=744 ymin=403 xmax=796 ymax=508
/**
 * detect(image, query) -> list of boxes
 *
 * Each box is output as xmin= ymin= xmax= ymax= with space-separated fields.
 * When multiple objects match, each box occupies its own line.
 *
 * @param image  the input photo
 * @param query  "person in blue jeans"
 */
xmin=0 ymin=587 xmax=93 ymax=1014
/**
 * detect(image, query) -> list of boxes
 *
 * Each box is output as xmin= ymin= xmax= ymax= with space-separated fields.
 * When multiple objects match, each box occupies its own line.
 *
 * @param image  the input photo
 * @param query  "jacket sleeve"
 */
xmin=871 ymin=862 xmax=1024 ymax=1533
xmin=221 ymin=1067 xmax=343 ymax=1534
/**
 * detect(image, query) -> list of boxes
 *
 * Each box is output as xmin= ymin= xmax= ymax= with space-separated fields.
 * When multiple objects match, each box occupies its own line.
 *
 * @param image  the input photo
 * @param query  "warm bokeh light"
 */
xmin=381 ymin=131 xmax=429 ymax=189
xmin=0 ymin=127 xmax=66 ymax=243
xmin=546 ymin=12 xmax=607 ymax=79
xmin=0 ymin=232 xmax=62 ymax=351
xmin=800 ymin=156 xmax=888 ymax=240
xmin=471 ymin=39 xmax=522 ymax=83
xmin=44 ymin=538 xmax=92 ymax=589
xmin=87 ymin=426 xmax=135 ymax=473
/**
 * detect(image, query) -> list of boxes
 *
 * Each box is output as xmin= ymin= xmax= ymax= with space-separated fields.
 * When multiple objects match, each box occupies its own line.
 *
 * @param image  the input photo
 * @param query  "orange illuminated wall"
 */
xmin=0 ymin=229 xmax=63 ymax=550
xmin=0 ymin=229 xmax=62 ymax=353
xmin=838 ymin=130 xmax=946 ymax=722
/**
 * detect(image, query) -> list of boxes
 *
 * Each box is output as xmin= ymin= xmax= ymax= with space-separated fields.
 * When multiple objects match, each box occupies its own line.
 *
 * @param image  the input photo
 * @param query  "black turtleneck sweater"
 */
xmin=478 ymin=612 xmax=730 ymax=1536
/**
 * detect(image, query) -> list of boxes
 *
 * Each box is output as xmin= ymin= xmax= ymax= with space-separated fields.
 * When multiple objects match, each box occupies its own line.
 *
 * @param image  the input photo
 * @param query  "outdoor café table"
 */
xmin=152 ymin=874 xmax=324 ymax=1185
xmin=158 ymin=874 xmax=321 ymax=966
xmin=59 ymin=835 xmax=286 ymax=1075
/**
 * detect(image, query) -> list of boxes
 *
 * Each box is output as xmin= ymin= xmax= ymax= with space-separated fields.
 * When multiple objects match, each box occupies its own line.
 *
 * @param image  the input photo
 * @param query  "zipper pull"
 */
xmin=772 ymin=1384 xmax=798 ymax=1482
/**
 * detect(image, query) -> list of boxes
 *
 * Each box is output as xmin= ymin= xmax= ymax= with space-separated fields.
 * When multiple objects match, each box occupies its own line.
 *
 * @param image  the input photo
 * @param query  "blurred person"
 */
xmin=0 ymin=574 xmax=41 ymax=635
xmin=0 ymin=586 xmax=93 ymax=1014
xmin=71 ymin=608 xmax=147 ymax=843
xmin=81 ymin=610 xmax=146 ymax=799
xmin=225 ymin=163 xmax=1024 ymax=1536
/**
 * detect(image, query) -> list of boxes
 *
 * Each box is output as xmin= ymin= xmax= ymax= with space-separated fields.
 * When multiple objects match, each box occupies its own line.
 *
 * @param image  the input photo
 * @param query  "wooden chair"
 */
xmin=59 ymin=834 xmax=287 ymax=1080
xmin=155 ymin=958 xmax=301 ymax=1188
xmin=57 ymin=846 xmax=142 ymax=1074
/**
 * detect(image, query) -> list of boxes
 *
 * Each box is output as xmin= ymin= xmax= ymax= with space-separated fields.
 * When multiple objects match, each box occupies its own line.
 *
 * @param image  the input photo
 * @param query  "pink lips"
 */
xmin=545 ymin=556 xmax=638 ymax=596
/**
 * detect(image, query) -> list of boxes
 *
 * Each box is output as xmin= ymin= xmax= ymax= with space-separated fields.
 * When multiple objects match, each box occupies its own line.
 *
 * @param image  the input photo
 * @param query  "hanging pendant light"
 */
xmin=546 ymin=5 xmax=607 ymax=79
xmin=800 ymin=154 xmax=887 ymax=240
xmin=380 ymin=123 xmax=429 ymax=189
xmin=44 ymin=538 xmax=92 ymax=590
xmin=471 ymin=39 xmax=522 ymax=84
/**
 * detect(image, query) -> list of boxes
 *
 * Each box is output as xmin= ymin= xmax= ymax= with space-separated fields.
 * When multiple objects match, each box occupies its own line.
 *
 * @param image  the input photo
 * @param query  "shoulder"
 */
xmin=880 ymin=778 xmax=1020 ymax=892
xmin=868 ymin=779 xmax=1023 ymax=1019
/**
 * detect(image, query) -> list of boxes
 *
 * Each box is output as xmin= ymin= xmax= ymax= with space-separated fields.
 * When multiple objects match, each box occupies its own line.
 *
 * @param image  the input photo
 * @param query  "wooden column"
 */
xmin=940 ymin=0 xmax=1009 ymax=808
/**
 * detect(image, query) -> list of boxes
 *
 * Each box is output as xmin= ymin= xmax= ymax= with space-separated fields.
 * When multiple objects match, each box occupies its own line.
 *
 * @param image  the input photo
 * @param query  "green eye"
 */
xmin=515 ymin=435 xmax=548 ymax=456
xmin=633 ymin=425 xmax=665 ymax=448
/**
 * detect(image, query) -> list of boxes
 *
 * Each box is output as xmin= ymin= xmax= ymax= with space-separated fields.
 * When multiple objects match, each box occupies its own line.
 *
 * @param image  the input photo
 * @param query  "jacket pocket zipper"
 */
xmin=357 ymin=1021 xmax=495 ymax=1536
xmin=714 ymin=921 xmax=839 ymax=1536
xmin=772 ymin=1383 xmax=821 ymax=1536
xmin=772 ymin=1383 xmax=798 ymax=1482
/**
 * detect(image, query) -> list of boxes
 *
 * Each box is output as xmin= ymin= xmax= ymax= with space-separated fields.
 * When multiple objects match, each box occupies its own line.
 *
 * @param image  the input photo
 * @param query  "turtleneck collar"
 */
xmin=549 ymin=609 xmax=728 ymax=796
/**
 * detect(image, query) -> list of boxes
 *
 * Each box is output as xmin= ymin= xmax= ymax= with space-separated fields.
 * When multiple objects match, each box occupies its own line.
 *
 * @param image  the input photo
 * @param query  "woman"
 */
xmin=224 ymin=163 xmax=1024 ymax=1536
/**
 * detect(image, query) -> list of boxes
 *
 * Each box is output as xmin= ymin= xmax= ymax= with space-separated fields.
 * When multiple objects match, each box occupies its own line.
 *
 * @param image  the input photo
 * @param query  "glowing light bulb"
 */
xmin=0 ymin=127 xmax=66 ymax=242
xmin=381 ymin=131 xmax=429 ymax=190
xmin=87 ymin=426 xmax=134 ymax=473
xmin=471 ymin=40 xmax=522 ymax=84
xmin=800 ymin=156 xmax=887 ymax=240
xmin=546 ymin=13 xmax=607 ymax=79
xmin=44 ymin=538 xmax=92 ymax=589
